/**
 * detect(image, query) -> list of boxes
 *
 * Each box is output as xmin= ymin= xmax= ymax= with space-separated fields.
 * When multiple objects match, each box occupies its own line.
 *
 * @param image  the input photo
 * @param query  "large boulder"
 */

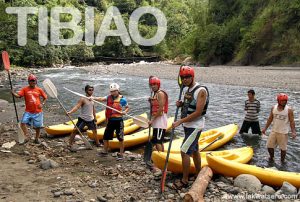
xmin=234 ymin=174 xmax=262 ymax=193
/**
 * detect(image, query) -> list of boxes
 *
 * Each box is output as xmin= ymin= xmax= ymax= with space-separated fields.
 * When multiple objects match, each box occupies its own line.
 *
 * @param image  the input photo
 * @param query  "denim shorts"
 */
xmin=21 ymin=112 xmax=43 ymax=128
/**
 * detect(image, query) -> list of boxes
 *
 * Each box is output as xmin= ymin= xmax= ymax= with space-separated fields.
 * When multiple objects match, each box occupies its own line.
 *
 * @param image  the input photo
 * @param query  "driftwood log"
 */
xmin=184 ymin=166 xmax=213 ymax=202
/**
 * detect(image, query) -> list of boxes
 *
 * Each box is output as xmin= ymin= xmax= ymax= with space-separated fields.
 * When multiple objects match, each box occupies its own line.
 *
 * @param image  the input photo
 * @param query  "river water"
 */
xmin=1 ymin=67 xmax=300 ymax=172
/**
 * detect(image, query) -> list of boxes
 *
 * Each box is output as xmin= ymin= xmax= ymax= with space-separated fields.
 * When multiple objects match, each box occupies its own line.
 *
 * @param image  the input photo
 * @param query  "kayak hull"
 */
xmin=45 ymin=111 xmax=106 ymax=135
xmin=163 ymin=124 xmax=238 ymax=153
xmin=108 ymin=117 xmax=174 ymax=149
xmin=206 ymin=154 xmax=300 ymax=188
xmin=152 ymin=146 xmax=253 ymax=174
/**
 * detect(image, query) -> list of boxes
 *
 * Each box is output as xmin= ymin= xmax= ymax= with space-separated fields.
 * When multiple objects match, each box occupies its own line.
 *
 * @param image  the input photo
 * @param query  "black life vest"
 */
xmin=181 ymin=84 xmax=209 ymax=119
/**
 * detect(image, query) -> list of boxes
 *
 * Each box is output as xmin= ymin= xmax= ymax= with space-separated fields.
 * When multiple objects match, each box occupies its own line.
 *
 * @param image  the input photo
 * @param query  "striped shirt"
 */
xmin=244 ymin=99 xmax=260 ymax=121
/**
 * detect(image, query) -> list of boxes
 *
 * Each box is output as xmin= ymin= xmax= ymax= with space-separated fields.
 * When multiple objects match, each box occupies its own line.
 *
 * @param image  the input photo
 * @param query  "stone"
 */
xmin=38 ymin=155 xmax=47 ymax=161
xmin=40 ymin=159 xmax=51 ymax=170
xmin=49 ymin=159 xmax=59 ymax=168
xmin=261 ymin=185 xmax=275 ymax=194
xmin=180 ymin=193 xmax=185 ymax=199
xmin=219 ymin=176 xmax=233 ymax=184
xmin=167 ymin=194 xmax=175 ymax=199
xmin=0 ymin=99 xmax=8 ymax=108
xmin=234 ymin=174 xmax=262 ymax=193
xmin=216 ymin=182 xmax=227 ymax=188
xmin=28 ymin=160 xmax=35 ymax=164
xmin=24 ymin=151 xmax=30 ymax=155
xmin=97 ymin=195 xmax=108 ymax=202
xmin=280 ymin=181 xmax=297 ymax=195
xmin=64 ymin=188 xmax=76 ymax=195
xmin=53 ymin=191 xmax=63 ymax=197
xmin=105 ymin=193 xmax=114 ymax=199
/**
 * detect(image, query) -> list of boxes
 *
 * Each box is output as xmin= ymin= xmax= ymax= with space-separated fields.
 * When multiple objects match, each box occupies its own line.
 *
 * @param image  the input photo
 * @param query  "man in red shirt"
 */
xmin=12 ymin=74 xmax=47 ymax=144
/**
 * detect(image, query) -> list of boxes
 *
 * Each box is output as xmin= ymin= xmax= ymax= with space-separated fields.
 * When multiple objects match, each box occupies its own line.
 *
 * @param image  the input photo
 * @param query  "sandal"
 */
xmin=97 ymin=151 xmax=108 ymax=157
xmin=173 ymin=180 xmax=189 ymax=190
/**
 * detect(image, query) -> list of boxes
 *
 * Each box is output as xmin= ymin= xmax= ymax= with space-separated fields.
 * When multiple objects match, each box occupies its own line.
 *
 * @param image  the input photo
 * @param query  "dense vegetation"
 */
xmin=0 ymin=0 xmax=300 ymax=67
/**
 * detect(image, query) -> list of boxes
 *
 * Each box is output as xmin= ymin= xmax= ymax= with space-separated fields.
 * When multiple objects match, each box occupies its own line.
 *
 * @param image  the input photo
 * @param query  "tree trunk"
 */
xmin=184 ymin=166 xmax=213 ymax=202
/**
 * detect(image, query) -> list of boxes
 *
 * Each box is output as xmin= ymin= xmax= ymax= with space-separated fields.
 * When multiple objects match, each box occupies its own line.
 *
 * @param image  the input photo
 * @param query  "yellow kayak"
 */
xmin=108 ymin=117 xmax=174 ymax=149
xmin=152 ymin=147 xmax=253 ymax=174
xmin=45 ymin=110 xmax=106 ymax=135
xmin=86 ymin=113 xmax=147 ymax=140
xmin=207 ymin=154 xmax=300 ymax=188
xmin=163 ymin=124 xmax=238 ymax=153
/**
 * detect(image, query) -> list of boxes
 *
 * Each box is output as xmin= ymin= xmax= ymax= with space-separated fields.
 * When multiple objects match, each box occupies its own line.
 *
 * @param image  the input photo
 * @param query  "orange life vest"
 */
xmin=105 ymin=95 xmax=123 ymax=119
xmin=151 ymin=90 xmax=168 ymax=116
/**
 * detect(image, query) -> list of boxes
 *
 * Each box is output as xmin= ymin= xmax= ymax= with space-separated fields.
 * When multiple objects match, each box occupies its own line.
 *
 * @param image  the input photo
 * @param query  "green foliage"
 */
xmin=2 ymin=0 xmax=300 ymax=66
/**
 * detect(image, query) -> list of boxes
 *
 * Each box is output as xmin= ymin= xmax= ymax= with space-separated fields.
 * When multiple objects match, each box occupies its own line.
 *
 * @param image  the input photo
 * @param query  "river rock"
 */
xmin=261 ymin=185 xmax=275 ymax=194
xmin=40 ymin=159 xmax=51 ymax=170
xmin=53 ymin=191 xmax=63 ymax=197
xmin=97 ymin=195 xmax=108 ymax=202
xmin=0 ymin=99 xmax=8 ymax=108
xmin=64 ymin=188 xmax=76 ymax=195
xmin=234 ymin=174 xmax=262 ymax=192
xmin=49 ymin=159 xmax=59 ymax=168
xmin=280 ymin=181 xmax=297 ymax=195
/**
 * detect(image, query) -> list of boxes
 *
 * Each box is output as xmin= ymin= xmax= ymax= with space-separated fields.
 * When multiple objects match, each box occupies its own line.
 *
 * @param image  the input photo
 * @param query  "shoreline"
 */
xmin=1 ymin=63 xmax=300 ymax=91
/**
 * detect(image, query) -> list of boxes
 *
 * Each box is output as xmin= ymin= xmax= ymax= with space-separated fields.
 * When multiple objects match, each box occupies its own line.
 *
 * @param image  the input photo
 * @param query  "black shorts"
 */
xmin=103 ymin=119 xmax=124 ymax=141
xmin=76 ymin=117 xmax=96 ymax=132
xmin=151 ymin=128 xmax=166 ymax=144
xmin=239 ymin=120 xmax=261 ymax=135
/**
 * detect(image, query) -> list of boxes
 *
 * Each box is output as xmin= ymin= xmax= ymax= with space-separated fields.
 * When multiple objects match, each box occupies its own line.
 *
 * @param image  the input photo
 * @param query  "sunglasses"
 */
xmin=29 ymin=80 xmax=36 ymax=82
xmin=88 ymin=89 xmax=94 ymax=91
xmin=180 ymin=76 xmax=192 ymax=79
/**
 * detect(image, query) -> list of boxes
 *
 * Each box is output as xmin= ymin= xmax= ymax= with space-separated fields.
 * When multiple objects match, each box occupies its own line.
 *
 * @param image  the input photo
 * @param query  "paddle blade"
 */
xmin=16 ymin=123 xmax=25 ymax=144
xmin=177 ymin=66 xmax=183 ymax=87
xmin=43 ymin=78 xmax=58 ymax=98
xmin=2 ymin=51 xmax=10 ymax=71
xmin=133 ymin=115 xmax=149 ymax=128
xmin=143 ymin=141 xmax=153 ymax=163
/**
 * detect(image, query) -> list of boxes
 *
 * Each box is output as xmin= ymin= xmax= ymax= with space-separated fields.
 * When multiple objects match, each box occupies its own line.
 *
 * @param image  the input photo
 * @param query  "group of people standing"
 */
xmin=11 ymin=65 xmax=297 ymax=188
xmin=239 ymin=89 xmax=297 ymax=162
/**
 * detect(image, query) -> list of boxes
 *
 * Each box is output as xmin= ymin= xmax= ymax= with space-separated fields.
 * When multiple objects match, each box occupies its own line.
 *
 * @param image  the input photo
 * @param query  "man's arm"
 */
xmin=288 ymin=107 xmax=297 ymax=139
xmin=93 ymin=96 xmax=106 ymax=102
xmin=67 ymin=98 xmax=83 ymax=114
xmin=262 ymin=107 xmax=274 ymax=134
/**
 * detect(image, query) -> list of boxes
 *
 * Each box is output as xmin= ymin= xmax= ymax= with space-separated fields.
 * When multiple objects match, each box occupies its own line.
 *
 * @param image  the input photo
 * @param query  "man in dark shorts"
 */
xmin=67 ymin=85 xmax=98 ymax=148
xmin=239 ymin=89 xmax=261 ymax=135
xmin=172 ymin=66 xmax=209 ymax=189
xmin=93 ymin=83 xmax=129 ymax=160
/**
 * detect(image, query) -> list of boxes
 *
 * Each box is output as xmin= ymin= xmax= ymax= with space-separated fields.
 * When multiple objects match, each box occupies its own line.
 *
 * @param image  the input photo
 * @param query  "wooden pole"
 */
xmin=184 ymin=166 xmax=213 ymax=202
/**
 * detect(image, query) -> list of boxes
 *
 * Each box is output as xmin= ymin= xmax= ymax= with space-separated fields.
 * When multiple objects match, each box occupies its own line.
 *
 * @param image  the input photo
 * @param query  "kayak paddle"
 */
xmin=42 ymin=78 xmax=93 ymax=149
xmin=144 ymin=76 xmax=154 ymax=164
xmin=2 ymin=51 xmax=25 ymax=143
xmin=161 ymin=66 xmax=184 ymax=193
xmin=63 ymin=87 xmax=149 ymax=128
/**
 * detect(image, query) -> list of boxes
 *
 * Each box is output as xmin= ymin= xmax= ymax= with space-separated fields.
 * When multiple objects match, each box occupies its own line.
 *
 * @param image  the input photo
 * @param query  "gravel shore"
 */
xmin=82 ymin=63 xmax=300 ymax=91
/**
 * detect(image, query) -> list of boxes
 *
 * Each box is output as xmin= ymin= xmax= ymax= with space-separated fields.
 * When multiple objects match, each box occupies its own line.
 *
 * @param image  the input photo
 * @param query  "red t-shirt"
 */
xmin=18 ymin=86 xmax=47 ymax=113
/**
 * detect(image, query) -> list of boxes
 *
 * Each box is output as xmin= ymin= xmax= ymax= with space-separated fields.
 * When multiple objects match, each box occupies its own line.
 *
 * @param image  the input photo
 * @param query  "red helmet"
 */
xmin=28 ymin=74 xmax=37 ymax=81
xmin=149 ymin=76 xmax=160 ymax=88
xmin=277 ymin=93 xmax=288 ymax=102
xmin=180 ymin=66 xmax=194 ymax=78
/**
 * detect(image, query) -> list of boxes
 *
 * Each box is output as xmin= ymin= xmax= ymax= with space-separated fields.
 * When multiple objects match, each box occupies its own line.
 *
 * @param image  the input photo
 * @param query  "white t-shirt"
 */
xmin=182 ymin=83 xmax=207 ymax=129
